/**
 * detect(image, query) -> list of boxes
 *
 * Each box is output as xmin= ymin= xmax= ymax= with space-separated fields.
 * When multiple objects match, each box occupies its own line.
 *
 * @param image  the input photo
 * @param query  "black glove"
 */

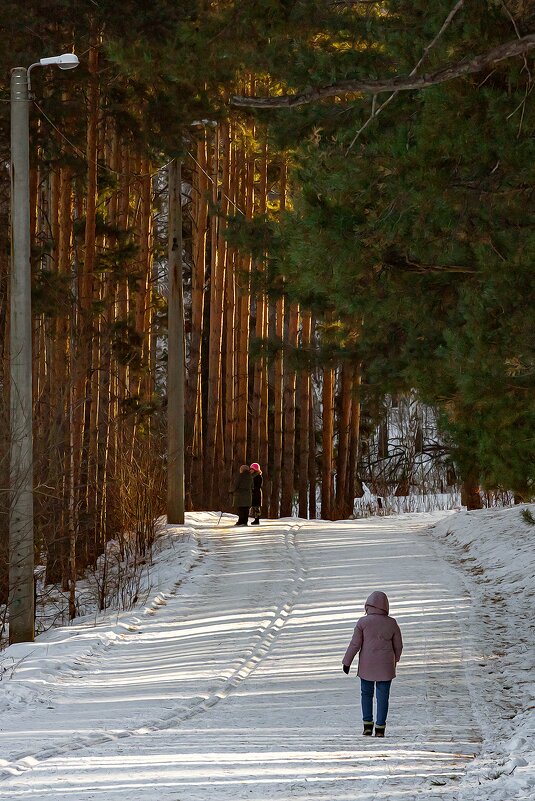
xmin=342 ymin=664 xmax=350 ymax=675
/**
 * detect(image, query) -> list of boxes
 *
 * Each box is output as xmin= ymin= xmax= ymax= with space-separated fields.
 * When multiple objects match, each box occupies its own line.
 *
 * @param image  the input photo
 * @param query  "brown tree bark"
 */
xmin=234 ymin=140 xmax=252 ymax=466
xmin=251 ymin=138 xmax=269 ymax=505
xmin=321 ymin=361 xmax=335 ymax=520
xmin=335 ymin=363 xmax=352 ymax=519
xmin=280 ymin=303 xmax=299 ymax=517
xmin=187 ymin=134 xmax=208 ymax=508
xmin=346 ymin=365 xmax=362 ymax=515
xmin=308 ymin=363 xmax=317 ymax=519
xmin=270 ymin=162 xmax=287 ymax=518
xmin=461 ymin=478 xmax=483 ymax=510
xmin=298 ymin=310 xmax=312 ymax=518
xmin=74 ymin=31 xmax=100 ymax=569
xmin=205 ymin=129 xmax=226 ymax=508
xmin=223 ymin=127 xmax=240 ymax=506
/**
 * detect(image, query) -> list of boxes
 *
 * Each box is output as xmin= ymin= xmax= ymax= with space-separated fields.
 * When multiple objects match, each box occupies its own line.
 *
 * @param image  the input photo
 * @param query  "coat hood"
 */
xmin=365 ymin=591 xmax=389 ymax=615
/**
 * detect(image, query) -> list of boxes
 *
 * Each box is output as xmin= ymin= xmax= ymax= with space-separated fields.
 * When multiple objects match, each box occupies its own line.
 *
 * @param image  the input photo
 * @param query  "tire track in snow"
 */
xmin=0 ymin=522 xmax=307 ymax=781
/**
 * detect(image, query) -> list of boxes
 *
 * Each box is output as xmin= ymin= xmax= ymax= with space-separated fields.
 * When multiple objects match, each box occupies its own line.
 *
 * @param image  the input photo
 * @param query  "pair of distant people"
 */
xmin=231 ymin=463 xmax=263 ymax=526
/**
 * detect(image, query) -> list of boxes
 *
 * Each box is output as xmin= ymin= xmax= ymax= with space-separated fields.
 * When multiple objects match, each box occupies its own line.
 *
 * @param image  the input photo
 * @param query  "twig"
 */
xmin=345 ymin=0 xmax=466 ymax=152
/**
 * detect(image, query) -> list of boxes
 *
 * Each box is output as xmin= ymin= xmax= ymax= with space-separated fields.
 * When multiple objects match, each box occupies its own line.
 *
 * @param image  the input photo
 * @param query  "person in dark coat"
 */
xmin=231 ymin=465 xmax=253 ymax=526
xmin=249 ymin=463 xmax=263 ymax=525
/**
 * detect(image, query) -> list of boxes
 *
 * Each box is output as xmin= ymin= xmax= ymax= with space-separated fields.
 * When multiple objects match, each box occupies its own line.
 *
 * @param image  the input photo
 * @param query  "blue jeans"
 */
xmin=360 ymin=679 xmax=392 ymax=726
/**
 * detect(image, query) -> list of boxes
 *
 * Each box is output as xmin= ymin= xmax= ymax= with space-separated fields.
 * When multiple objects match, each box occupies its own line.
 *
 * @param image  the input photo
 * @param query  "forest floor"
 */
xmin=0 ymin=507 xmax=533 ymax=800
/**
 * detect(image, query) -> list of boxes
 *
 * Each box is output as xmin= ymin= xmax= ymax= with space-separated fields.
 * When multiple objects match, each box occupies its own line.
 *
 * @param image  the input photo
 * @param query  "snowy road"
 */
xmin=0 ymin=514 xmax=483 ymax=799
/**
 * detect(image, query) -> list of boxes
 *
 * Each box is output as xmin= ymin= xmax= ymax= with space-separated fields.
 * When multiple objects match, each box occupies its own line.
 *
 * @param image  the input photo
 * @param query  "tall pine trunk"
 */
xmin=346 ymin=365 xmax=362 ymax=516
xmin=187 ymin=135 xmax=208 ymax=508
xmin=280 ymin=303 xmax=299 ymax=517
xmin=321 ymin=362 xmax=335 ymax=520
xmin=205 ymin=130 xmax=225 ymax=507
xmin=234 ymin=140 xmax=252 ymax=466
xmin=298 ymin=310 xmax=312 ymax=518
xmin=335 ymin=363 xmax=352 ymax=519
xmin=270 ymin=162 xmax=287 ymax=518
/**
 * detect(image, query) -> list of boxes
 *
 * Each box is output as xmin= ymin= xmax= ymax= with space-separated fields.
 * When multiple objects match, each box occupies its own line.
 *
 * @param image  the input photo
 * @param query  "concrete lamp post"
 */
xmin=9 ymin=53 xmax=79 ymax=644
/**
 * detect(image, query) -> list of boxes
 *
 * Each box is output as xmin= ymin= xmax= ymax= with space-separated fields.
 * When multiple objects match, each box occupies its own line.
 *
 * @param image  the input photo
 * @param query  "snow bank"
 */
xmin=0 ymin=524 xmax=202 ymax=714
xmin=429 ymin=504 xmax=535 ymax=800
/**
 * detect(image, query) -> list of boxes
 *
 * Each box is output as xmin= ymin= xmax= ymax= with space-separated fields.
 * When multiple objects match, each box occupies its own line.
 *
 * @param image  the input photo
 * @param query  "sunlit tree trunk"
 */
xmin=270 ymin=162 xmax=287 ymax=518
xmin=321 ymin=360 xmax=335 ymax=520
xmin=187 ymin=134 xmax=208 ymax=508
xmin=223 ymin=128 xmax=239 ymax=505
xmin=298 ymin=310 xmax=312 ymax=518
xmin=139 ymin=159 xmax=153 ymax=403
xmin=347 ymin=365 xmax=362 ymax=516
xmin=57 ymin=162 xmax=73 ymax=587
xmin=308 ymin=370 xmax=317 ymax=519
xmin=335 ymin=363 xmax=352 ymax=519
xmin=280 ymin=303 xmax=299 ymax=517
xmin=235 ymin=138 xmax=252 ymax=466
xmin=75 ymin=31 xmax=100 ymax=568
xmin=205 ymin=129 xmax=226 ymax=508
xmin=251 ymin=138 xmax=269 ymax=502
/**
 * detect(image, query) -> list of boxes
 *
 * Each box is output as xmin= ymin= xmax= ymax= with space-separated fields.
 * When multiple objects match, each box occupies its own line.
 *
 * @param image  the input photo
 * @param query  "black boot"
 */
xmin=363 ymin=722 xmax=373 ymax=736
xmin=374 ymin=725 xmax=386 ymax=737
xmin=251 ymin=518 xmax=260 ymax=525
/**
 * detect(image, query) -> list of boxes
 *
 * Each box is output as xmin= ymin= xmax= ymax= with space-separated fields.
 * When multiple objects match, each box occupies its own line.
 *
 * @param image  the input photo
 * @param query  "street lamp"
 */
xmin=9 ymin=53 xmax=79 ymax=644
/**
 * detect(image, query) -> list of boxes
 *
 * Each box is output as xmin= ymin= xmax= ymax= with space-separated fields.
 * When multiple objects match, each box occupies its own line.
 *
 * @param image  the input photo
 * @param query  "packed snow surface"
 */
xmin=0 ymin=507 xmax=533 ymax=800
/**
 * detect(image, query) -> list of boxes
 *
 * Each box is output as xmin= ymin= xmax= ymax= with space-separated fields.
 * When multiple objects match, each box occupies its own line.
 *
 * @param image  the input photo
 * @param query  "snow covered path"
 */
xmin=0 ymin=514 xmax=483 ymax=799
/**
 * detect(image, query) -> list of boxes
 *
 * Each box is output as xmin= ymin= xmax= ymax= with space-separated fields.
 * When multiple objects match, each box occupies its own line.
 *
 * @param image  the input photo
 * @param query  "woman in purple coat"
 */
xmin=342 ymin=590 xmax=403 ymax=737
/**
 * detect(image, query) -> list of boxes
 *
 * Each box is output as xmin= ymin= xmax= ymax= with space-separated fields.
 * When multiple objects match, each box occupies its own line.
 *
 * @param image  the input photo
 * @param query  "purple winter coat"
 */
xmin=343 ymin=591 xmax=403 ymax=682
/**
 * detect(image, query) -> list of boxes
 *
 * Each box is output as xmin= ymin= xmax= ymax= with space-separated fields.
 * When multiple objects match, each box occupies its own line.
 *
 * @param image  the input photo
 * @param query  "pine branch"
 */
xmin=346 ymin=0 xmax=466 ymax=152
xmin=231 ymin=34 xmax=535 ymax=108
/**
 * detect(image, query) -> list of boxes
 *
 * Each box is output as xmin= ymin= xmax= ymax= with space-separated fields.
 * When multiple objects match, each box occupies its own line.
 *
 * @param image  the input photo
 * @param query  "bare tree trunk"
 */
xmin=461 ymin=478 xmax=483 ymax=510
xmin=270 ymin=296 xmax=284 ymax=518
xmin=187 ymin=135 xmax=208 ymax=508
xmin=167 ymin=159 xmax=186 ymax=524
xmin=75 ymin=32 xmax=100 ymax=568
xmin=205 ymin=129 xmax=226 ymax=508
xmin=223 ymin=128 xmax=239 ymax=506
xmin=298 ymin=310 xmax=312 ymax=518
xmin=335 ymin=363 xmax=352 ymax=519
xmin=280 ymin=303 xmax=299 ymax=517
xmin=321 ymin=361 xmax=335 ymax=520
xmin=57 ymin=162 xmax=73 ymax=588
xmin=138 ymin=159 xmax=153 ymax=402
xmin=308 ymin=367 xmax=317 ymax=519
xmin=234 ymin=141 xmax=252 ymax=465
xmin=270 ymin=162 xmax=287 ymax=518
xmin=346 ymin=365 xmax=362 ymax=515
xmin=250 ymin=138 xmax=269 ymax=504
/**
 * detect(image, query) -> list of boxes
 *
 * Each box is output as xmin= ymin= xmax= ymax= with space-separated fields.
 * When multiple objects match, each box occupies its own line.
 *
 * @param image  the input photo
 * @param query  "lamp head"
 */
xmin=39 ymin=53 xmax=79 ymax=70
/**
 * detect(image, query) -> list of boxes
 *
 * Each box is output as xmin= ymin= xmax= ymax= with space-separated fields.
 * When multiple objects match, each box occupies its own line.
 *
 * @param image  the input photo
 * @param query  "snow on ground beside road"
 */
xmin=0 ymin=525 xmax=207 ymax=713
xmin=0 ymin=507 xmax=532 ymax=800
xmin=428 ymin=505 xmax=535 ymax=799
